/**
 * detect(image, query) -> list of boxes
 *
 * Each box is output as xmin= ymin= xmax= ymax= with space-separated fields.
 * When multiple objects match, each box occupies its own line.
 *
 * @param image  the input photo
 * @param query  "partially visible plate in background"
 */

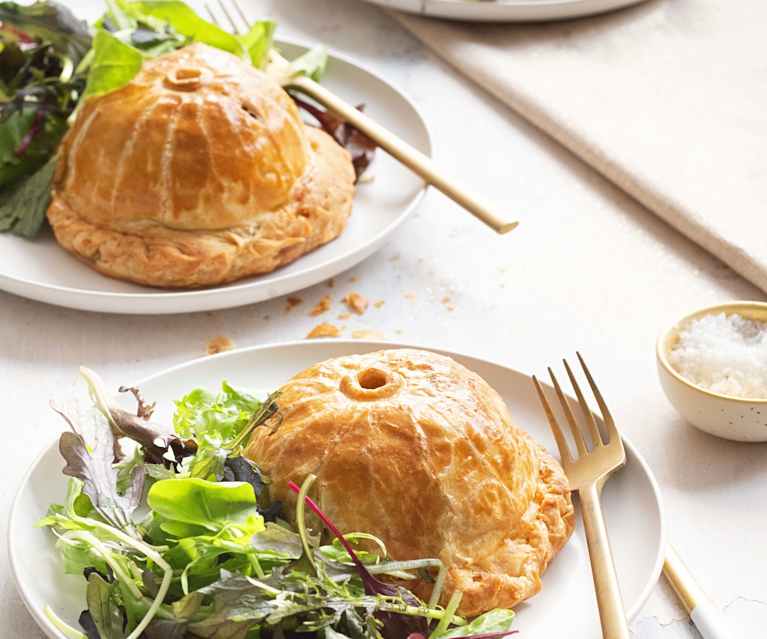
xmin=363 ymin=0 xmax=649 ymax=22
xmin=0 ymin=40 xmax=430 ymax=314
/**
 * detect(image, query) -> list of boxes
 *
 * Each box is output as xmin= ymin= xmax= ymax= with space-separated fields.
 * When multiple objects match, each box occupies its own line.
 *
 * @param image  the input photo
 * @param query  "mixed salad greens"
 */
xmin=39 ymin=369 xmax=519 ymax=639
xmin=0 ymin=0 xmax=373 ymax=239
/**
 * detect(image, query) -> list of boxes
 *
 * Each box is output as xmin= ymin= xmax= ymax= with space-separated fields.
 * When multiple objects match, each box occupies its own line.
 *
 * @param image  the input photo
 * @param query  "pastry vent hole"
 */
xmin=358 ymin=368 xmax=388 ymax=390
xmin=164 ymin=67 xmax=204 ymax=91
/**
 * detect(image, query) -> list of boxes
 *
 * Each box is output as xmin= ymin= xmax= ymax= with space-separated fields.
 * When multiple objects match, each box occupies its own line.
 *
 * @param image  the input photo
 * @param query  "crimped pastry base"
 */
xmin=246 ymin=348 xmax=575 ymax=616
xmin=48 ymin=128 xmax=354 ymax=289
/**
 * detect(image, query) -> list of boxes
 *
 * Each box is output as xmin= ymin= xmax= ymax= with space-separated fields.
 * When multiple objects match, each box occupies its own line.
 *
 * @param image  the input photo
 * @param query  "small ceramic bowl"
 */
xmin=657 ymin=301 xmax=767 ymax=443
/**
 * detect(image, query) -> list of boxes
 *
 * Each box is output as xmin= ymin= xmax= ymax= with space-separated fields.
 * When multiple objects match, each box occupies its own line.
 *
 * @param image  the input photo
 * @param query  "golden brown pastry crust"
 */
xmin=245 ymin=349 xmax=575 ymax=616
xmin=47 ymin=44 xmax=355 ymax=288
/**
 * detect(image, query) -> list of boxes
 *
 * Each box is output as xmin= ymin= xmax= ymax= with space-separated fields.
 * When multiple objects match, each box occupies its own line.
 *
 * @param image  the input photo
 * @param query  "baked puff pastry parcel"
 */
xmin=47 ymin=43 xmax=355 ymax=288
xmin=246 ymin=349 xmax=575 ymax=617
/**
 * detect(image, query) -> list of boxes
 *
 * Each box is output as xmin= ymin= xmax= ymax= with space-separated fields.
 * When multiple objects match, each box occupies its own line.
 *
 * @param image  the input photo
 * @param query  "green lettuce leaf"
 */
xmin=251 ymin=522 xmax=303 ymax=559
xmin=238 ymin=20 xmax=275 ymax=68
xmin=173 ymin=382 xmax=271 ymax=443
xmin=118 ymin=0 xmax=241 ymax=55
xmin=147 ymin=477 xmax=263 ymax=535
xmin=83 ymin=29 xmax=144 ymax=98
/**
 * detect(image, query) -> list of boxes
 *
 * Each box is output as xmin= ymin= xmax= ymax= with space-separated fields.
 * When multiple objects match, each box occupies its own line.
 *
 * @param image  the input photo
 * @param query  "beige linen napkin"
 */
xmin=395 ymin=1 xmax=767 ymax=291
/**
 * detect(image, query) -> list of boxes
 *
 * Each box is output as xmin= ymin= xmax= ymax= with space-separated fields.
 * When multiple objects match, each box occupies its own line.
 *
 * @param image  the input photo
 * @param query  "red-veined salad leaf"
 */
xmin=290 ymin=92 xmax=376 ymax=182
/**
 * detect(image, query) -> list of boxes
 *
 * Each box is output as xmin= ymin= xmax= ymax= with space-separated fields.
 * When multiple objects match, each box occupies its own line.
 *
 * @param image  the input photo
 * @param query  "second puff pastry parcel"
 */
xmin=48 ymin=44 xmax=355 ymax=289
xmin=246 ymin=348 xmax=575 ymax=616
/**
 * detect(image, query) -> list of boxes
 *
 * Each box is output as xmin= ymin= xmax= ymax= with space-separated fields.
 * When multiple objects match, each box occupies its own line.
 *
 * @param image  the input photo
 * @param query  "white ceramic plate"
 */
xmin=0 ymin=42 xmax=430 ymax=314
xmin=10 ymin=341 xmax=664 ymax=639
xmin=365 ymin=0 xmax=649 ymax=22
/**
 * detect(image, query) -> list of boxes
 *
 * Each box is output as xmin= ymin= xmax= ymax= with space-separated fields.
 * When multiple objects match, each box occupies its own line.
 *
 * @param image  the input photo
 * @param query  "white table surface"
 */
xmin=2 ymin=1 xmax=766 ymax=637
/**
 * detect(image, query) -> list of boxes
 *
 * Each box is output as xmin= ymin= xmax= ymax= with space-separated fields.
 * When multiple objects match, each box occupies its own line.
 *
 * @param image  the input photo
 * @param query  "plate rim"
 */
xmin=9 ymin=339 xmax=665 ymax=638
xmin=0 ymin=37 xmax=432 ymax=310
xmin=366 ymin=0 xmax=649 ymax=21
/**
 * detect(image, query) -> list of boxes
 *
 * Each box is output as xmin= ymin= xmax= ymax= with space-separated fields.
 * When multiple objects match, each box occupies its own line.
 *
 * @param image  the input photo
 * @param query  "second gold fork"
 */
xmin=533 ymin=354 xmax=629 ymax=639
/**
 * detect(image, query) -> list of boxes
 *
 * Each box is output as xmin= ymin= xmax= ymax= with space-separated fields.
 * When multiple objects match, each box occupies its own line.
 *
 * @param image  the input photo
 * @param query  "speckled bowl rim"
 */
xmin=656 ymin=301 xmax=767 ymax=404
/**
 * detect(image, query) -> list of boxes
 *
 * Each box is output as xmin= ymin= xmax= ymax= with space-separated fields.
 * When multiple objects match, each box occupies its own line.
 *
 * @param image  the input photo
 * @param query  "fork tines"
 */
xmin=532 ymin=353 xmax=625 ymax=481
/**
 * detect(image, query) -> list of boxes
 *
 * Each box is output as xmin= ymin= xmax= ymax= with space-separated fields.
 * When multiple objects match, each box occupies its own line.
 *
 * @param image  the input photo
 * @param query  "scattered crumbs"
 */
xmin=207 ymin=335 xmax=234 ymax=355
xmin=373 ymin=299 xmax=385 ymax=309
xmin=389 ymin=253 xmax=400 ymax=262
xmin=326 ymin=278 xmax=335 ymax=288
xmin=285 ymin=296 xmax=303 ymax=311
xmin=307 ymin=322 xmax=342 ymax=339
xmin=343 ymin=292 xmax=369 ymax=315
xmin=349 ymin=276 xmax=358 ymax=283
xmin=404 ymin=291 xmax=417 ymax=301
xmin=309 ymin=295 xmax=332 ymax=316
xmin=441 ymin=296 xmax=455 ymax=312
xmin=262 ymin=314 xmax=270 ymax=321
xmin=337 ymin=312 xmax=352 ymax=321
xmin=352 ymin=329 xmax=384 ymax=340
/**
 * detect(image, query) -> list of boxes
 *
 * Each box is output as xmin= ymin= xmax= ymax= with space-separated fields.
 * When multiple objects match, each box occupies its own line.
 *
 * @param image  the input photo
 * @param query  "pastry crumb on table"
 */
xmin=343 ymin=292 xmax=369 ymax=315
xmin=309 ymin=295 xmax=332 ymax=316
xmin=374 ymin=299 xmax=385 ymax=309
xmin=285 ymin=296 xmax=303 ymax=311
xmin=206 ymin=335 xmax=234 ymax=355
xmin=306 ymin=322 xmax=342 ymax=338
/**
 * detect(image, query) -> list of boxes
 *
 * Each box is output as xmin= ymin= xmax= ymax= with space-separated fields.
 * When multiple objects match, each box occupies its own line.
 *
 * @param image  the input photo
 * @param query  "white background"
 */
xmin=1 ymin=1 xmax=765 ymax=637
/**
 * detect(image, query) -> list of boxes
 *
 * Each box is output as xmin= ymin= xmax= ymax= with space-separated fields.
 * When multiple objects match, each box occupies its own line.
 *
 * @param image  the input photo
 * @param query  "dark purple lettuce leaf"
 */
xmin=289 ymin=92 xmax=376 ymax=183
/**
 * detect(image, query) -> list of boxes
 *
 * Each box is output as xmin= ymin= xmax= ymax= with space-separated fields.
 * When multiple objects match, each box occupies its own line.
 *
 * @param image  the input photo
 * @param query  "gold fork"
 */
xmin=206 ymin=0 xmax=517 ymax=235
xmin=533 ymin=354 xmax=629 ymax=638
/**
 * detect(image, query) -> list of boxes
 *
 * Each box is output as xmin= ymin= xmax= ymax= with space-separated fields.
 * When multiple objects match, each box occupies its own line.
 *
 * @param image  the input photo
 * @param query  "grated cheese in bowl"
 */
xmin=668 ymin=312 xmax=767 ymax=399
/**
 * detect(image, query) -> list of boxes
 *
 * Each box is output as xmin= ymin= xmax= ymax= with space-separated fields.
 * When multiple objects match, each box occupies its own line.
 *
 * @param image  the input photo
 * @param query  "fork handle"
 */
xmin=289 ymin=75 xmax=517 ymax=235
xmin=579 ymin=483 xmax=631 ymax=638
